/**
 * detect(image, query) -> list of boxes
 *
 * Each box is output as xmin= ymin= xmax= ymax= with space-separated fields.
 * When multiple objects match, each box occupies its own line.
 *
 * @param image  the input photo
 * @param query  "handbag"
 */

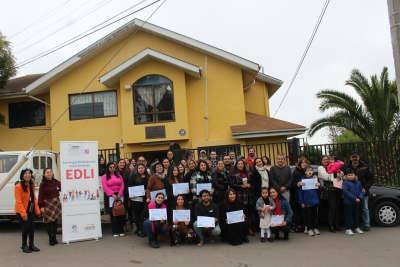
xmin=112 ymin=199 xmax=126 ymax=217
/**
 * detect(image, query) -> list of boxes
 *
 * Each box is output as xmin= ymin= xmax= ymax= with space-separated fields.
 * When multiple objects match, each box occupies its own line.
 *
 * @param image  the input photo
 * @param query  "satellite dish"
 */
xmin=168 ymin=143 xmax=182 ymax=163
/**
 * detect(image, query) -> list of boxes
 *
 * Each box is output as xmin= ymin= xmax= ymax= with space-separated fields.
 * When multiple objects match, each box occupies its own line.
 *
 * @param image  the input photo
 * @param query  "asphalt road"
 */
xmin=1 ymin=220 xmax=399 ymax=267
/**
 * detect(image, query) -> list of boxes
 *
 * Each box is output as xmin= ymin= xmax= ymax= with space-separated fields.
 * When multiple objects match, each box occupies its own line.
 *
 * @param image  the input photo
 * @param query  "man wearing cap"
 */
xmin=244 ymin=147 xmax=256 ymax=170
xmin=344 ymin=151 xmax=374 ymax=232
xmin=196 ymin=150 xmax=208 ymax=164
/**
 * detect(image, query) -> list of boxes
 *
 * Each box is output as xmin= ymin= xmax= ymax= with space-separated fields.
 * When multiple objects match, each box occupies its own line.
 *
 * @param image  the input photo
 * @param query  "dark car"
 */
xmin=290 ymin=166 xmax=400 ymax=227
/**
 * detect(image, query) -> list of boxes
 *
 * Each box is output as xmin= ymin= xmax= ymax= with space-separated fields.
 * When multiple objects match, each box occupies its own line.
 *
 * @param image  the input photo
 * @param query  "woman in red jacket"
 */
xmin=38 ymin=168 xmax=62 ymax=246
xmin=14 ymin=168 xmax=41 ymax=253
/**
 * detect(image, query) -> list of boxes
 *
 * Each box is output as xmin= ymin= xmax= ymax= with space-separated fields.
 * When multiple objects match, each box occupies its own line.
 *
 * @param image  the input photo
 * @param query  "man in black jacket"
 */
xmin=344 ymin=151 xmax=374 ymax=232
xmin=193 ymin=190 xmax=221 ymax=247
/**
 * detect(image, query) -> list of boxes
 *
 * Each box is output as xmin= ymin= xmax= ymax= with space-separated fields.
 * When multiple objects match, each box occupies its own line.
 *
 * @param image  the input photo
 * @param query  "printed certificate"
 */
xmin=173 ymin=210 xmax=191 ymax=222
xmin=196 ymin=183 xmax=212 ymax=195
xmin=271 ymin=215 xmax=285 ymax=227
xmin=128 ymin=185 xmax=145 ymax=198
xmin=173 ymin=183 xmax=190 ymax=194
xmin=149 ymin=209 xmax=167 ymax=221
xmin=302 ymin=178 xmax=318 ymax=190
xmin=150 ymin=189 xmax=168 ymax=201
xmin=226 ymin=210 xmax=245 ymax=224
xmin=197 ymin=216 xmax=215 ymax=227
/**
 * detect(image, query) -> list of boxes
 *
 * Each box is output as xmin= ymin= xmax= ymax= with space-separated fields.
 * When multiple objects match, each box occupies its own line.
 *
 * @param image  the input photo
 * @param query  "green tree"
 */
xmin=334 ymin=130 xmax=363 ymax=143
xmin=308 ymin=67 xmax=400 ymax=141
xmin=0 ymin=31 xmax=17 ymax=89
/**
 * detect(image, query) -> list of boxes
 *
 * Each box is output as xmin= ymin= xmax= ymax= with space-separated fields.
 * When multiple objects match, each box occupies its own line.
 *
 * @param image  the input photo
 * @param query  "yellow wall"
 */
xmin=0 ymin=93 xmax=52 ymax=151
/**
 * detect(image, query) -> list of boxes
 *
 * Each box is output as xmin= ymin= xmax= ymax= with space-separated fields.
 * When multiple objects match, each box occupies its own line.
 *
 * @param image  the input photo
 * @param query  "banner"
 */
xmin=61 ymin=141 xmax=102 ymax=244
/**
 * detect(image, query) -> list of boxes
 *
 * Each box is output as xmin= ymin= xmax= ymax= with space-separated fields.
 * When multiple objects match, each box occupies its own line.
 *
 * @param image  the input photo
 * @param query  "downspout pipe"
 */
xmin=205 ymin=56 xmax=208 ymax=141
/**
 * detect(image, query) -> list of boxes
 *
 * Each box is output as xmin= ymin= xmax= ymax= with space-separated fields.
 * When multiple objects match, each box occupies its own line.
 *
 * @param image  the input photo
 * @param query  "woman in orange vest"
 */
xmin=14 ymin=168 xmax=41 ymax=253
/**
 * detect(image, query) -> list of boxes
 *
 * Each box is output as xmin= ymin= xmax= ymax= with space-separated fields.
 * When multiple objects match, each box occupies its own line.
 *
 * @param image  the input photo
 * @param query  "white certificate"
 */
xmin=197 ymin=216 xmax=215 ymax=227
xmin=173 ymin=183 xmax=189 ymax=194
xmin=196 ymin=183 xmax=212 ymax=195
xmin=128 ymin=185 xmax=145 ymax=198
xmin=109 ymin=196 xmax=124 ymax=208
xmin=226 ymin=210 xmax=245 ymax=224
xmin=149 ymin=209 xmax=167 ymax=221
xmin=271 ymin=215 xmax=285 ymax=227
xmin=150 ymin=189 xmax=168 ymax=201
xmin=173 ymin=210 xmax=191 ymax=222
xmin=302 ymin=178 xmax=318 ymax=190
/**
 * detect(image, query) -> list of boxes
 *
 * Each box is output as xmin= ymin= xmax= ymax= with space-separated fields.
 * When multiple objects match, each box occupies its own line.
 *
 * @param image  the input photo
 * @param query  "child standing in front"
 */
xmin=256 ymin=187 xmax=276 ymax=242
xmin=298 ymin=165 xmax=321 ymax=236
xmin=342 ymin=169 xmax=364 ymax=235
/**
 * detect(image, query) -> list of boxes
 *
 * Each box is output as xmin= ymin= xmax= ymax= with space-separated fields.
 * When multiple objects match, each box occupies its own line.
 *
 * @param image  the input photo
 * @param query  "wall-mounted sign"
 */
xmin=145 ymin=126 xmax=166 ymax=139
xmin=179 ymin=129 xmax=186 ymax=136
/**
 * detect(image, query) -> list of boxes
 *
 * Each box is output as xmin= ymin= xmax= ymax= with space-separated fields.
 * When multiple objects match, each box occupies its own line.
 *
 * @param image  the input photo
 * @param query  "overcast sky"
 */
xmin=0 ymin=0 xmax=395 ymax=145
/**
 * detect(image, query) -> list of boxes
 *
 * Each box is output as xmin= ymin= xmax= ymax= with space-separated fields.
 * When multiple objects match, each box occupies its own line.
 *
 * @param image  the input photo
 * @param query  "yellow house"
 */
xmin=0 ymin=19 xmax=306 ymax=161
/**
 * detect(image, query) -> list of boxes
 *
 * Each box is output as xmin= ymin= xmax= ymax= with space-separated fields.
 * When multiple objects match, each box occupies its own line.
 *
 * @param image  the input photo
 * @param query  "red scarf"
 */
xmin=273 ymin=197 xmax=282 ymax=215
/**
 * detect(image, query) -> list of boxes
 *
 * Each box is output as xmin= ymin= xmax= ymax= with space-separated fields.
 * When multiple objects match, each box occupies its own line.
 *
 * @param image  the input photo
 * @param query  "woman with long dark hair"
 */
xmin=99 ymin=157 xmax=106 ymax=176
xmin=38 ymin=168 xmax=61 ymax=246
xmin=269 ymin=187 xmax=293 ymax=240
xmin=253 ymin=157 xmax=270 ymax=200
xmin=118 ymin=159 xmax=134 ymax=232
xmin=262 ymin=156 xmax=271 ymax=171
xmin=162 ymin=158 xmax=170 ymax=176
xmin=14 ymin=168 xmax=41 ymax=253
xmin=219 ymin=188 xmax=250 ymax=246
xmin=127 ymin=163 xmax=149 ymax=237
xmin=177 ymin=163 xmax=185 ymax=181
xmin=292 ymin=157 xmax=310 ymax=233
xmin=168 ymin=194 xmax=196 ymax=246
xmin=183 ymin=159 xmax=196 ymax=203
xmin=146 ymin=162 xmax=169 ymax=203
xmin=190 ymin=160 xmax=214 ymax=204
xmin=102 ymin=162 xmax=125 ymax=237
xmin=212 ymin=159 xmax=233 ymax=206
xmin=166 ymin=165 xmax=184 ymax=206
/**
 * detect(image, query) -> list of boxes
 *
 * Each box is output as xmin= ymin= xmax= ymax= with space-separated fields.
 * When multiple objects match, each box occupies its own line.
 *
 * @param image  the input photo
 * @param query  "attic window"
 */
xmin=133 ymin=75 xmax=175 ymax=124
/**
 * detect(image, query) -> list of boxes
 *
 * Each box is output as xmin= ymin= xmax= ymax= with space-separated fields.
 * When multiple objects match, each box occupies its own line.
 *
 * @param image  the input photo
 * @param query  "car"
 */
xmin=290 ymin=165 xmax=400 ymax=227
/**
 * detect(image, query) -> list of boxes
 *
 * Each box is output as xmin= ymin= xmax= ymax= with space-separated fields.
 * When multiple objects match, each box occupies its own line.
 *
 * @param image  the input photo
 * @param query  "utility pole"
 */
xmin=388 ymin=0 xmax=400 ymax=102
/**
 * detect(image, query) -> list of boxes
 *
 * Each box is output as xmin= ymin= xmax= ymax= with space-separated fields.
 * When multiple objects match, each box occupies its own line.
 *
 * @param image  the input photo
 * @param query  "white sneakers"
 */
xmin=307 ymin=229 xmax=314 ymax=236
xmin=345 ymin=228 xmax=363 ymax=235
xmin=113 ymin=234 xmax=119 ymax=237
xmin=354 ymin=228 xmax=364 ymax=234
xmin=313 ymin=229 xmax=320 ymax=235
xmin=304 ymin=226 xmax=308 ymax=234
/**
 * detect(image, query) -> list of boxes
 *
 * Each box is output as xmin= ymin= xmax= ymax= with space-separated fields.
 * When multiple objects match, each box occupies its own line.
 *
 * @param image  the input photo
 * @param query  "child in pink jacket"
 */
xmin=327 ymin=156 xmax=344 ymax=175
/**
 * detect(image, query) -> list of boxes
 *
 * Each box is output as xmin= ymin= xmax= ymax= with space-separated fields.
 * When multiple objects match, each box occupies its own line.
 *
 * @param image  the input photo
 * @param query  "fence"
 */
xmin=98 ymin=143 xmax=120 ymax=163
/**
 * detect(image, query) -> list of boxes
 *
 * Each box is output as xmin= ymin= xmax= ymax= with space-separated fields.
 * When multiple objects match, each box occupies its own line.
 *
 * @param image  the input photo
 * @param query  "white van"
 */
xmin=0 ymin=150 xmax=60 ymax=219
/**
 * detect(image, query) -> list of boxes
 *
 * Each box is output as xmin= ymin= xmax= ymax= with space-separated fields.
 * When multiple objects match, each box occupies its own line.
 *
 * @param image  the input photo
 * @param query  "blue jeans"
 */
xmin=142 ymin=219 xmax=168 ymax=238
xmin=361 ymin=196 xmax=370 ymax=226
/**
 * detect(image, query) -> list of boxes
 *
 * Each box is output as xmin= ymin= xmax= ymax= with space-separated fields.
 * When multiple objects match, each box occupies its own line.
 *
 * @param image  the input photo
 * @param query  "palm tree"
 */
xmin=308 ymin=67 xmax=400 ymax=141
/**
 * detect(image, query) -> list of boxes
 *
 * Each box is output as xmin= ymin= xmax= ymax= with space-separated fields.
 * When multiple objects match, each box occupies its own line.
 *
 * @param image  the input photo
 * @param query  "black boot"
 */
xmin=274 ymin=232 xmax=280 ymax=240
xmin=21 ymin=245 xmax=32 ymax=253
xmin=137 ymin=230 xmax=146 ymax=238
xmin=148 ymin=237 xmax=159 ymax=248
xmin=242 ymin=235 xmax=249 ymax=243
xmin=283 ymin=233 xmax=289 ymax=241
xmin=53 ymin=236 xmax=58 ymax=245
xmin=333 ymin=222 xmax=341 ymax=231
xmin=49 ymin=237 xmax=55 ymax=246
xmin=52 ymin=221 xmax=58 ymax=244
xmin=29 ymin=243 xmax=40 ymax=252
xmin=328 ymin=223 xmax=336 ymax=233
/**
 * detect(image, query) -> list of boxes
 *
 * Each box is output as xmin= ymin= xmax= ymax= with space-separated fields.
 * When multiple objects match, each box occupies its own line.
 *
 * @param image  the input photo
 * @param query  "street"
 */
xmin=1 ymin=220 xmax=399 ymax=267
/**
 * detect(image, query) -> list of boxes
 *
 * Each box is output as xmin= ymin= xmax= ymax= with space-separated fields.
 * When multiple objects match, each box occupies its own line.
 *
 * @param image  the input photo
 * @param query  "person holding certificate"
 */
xmin=166 ymin=166 xmax=184 ymax=207
xmin=146 ymin=163 xmax=169 ymax=204
xmin=190 ymin=160 xmax=214 ymax=204
xmin=101 ymin=162 xmax=125 ymax=237
xmin=219 ymin=189 xmax=251 ymax=246
xmin=184 ymin=159 xmax=197 ymax=203
xmin=142 ymin=193 xmax=169 ymax=248
xmin=212 ymin=159 xmax=233 ymax=206
xmin=168 ymin=195 xmax=196 ymax=246
xmin=127 ymin=163 xmax=149 ymax=237
xmin=269 ymin=188 xmax=293 ymax=240
xmin=231 ymin=159 xmax=256 ymax=236
xmin=193 ymin=190 xmax=221 ymax=247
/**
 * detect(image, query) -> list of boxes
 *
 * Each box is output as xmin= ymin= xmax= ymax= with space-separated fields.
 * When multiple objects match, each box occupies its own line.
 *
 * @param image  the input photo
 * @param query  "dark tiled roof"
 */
xmin=0 ymin=74 xmax=45 ymax=94
xmin=231 ymin=111 xmax=306 ymax=133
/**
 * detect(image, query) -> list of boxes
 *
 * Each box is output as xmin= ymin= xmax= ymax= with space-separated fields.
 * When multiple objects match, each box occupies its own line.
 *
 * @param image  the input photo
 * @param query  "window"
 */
xmin=33 ymin=157 xmax=39 ymax=169
xmin=8 ymin=101 xmax=45 ymax=128
xmin=47 ymin=157 xmax=53 ymax=169
xmin=0 ymin=155 xmax=18 ymax=173
xmin=69 ymin=91 xmax=117 ymax=120
xmin=133 ymin=75 xmax=174 ymax=124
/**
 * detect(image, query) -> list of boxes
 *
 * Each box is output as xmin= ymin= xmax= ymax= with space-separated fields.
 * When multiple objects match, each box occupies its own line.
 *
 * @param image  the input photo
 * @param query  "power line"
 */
xmin=273 ymin=0 xmax=330 ymax=118
xmin=8 ymin=1 xmax=70 ymax=40
xmin=15 ymin=0 xmax=92 ymax=47
xmin=15 ymin=0 xmax=113 ymax=55
xmin=16 ymin=0 xmax=158 ymax=68
xmin=26 ymin=0 xmax=167 ymax=156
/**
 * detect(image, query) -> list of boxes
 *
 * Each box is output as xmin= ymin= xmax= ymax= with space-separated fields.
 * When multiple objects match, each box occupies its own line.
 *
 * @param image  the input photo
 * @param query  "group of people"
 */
xmin=13 ymin=148 xmax=374 ymax=253
xmin=100 ymin=148 xmax=375 ymax=248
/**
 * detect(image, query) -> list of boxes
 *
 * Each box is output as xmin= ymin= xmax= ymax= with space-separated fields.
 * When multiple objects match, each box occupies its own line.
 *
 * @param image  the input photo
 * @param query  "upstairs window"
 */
xmin=69 ymin=91 xmax=117 ymax=120
xmin=133 ymin=75 xmax=174 ymax=124
xmin=8 ymin=101 xmax=45 ymax=128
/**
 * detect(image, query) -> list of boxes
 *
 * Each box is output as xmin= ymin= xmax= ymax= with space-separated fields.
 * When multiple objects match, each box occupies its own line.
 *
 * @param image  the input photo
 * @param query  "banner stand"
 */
xmin=60 ymin=141 xmax=102 ymax=244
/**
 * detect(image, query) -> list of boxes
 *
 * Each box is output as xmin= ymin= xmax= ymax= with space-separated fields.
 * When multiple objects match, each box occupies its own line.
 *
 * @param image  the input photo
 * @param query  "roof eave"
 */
xmin=0 ymin=92 xmax=29 ymax=99
xmin=231 ymin=127 xmax=307 ymax=139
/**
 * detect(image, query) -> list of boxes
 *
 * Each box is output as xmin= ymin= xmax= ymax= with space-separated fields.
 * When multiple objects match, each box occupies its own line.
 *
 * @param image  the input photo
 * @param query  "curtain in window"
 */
xmin=94 ymin=91 xmax=117 ymax=116
xmin=154 ymin=84 xmax=173 ymax=112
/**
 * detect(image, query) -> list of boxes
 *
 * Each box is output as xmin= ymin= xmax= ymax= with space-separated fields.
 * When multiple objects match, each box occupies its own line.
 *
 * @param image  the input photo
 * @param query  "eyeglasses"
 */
xmin=22 ymin=168 xmax=31 ymax=170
